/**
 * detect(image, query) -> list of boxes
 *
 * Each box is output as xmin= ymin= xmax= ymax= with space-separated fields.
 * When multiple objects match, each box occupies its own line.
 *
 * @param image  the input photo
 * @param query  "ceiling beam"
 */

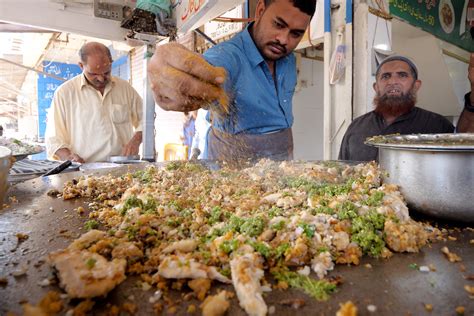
xmin=0 ymin=96 xmax=30 ymax=110
xmin=34 ymin=32 xmax=62 ymax=69
xmin=0 ymin=22 xmax=56 ymax=33
xmin=0 ymin=81 xmax=23 ymax=95
xmin=0 ymin=104 xmax=29 ymax=114
xmin=0 ymin=57 xmax=66 ymax=82
xmin=0 ymin=111 xmax=21 ymax=119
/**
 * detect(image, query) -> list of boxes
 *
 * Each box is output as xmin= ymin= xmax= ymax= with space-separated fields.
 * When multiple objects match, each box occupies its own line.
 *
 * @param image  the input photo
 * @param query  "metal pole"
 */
xmin=141 ymin=44 xmax=156 ymax=162
xmin=194 ymin=29 xmax=217 ymax=46
xmin=323 ymin=0 xmax=332 ymax=160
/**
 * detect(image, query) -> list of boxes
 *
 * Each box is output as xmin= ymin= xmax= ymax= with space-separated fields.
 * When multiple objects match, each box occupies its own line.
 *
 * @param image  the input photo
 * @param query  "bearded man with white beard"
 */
xmin=338 ymin=55 xmax=454 ymax=162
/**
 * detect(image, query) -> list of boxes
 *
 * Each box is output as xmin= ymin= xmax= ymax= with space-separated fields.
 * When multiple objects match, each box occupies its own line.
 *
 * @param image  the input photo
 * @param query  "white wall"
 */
xmin=293 ymin=57 xmax=324 ymax=160
xmin=364 ymin=13 xmax=393 ymax=116
xmin=392 ymin=35 xmax=461 ymax=117
xmin=18 ymin=115 xmax=38 ymax=141
xmin=443 ymin=54 xmax=470 ymax=116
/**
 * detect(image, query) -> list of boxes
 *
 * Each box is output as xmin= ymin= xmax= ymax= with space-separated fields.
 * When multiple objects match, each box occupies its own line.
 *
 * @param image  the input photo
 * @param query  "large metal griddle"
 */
xmin=0 ymin=164 xmax=473 ymax=315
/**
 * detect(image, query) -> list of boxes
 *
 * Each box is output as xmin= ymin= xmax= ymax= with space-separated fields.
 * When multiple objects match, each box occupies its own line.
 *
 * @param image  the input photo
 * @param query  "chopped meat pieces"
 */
xmin=336 ymin=301 xmax=358 ymax=316
xmin=188 ymin=278 xmax=211 ymax=301
xmin=279 ymin=298 xmax=305 ymax=309
xmin=230 ymin=253 xmax=267 ymax=316
xmin=384 ymin=220 xmax=428 ymax=252
xmin=72 ymin=300 xmax=95 ymax=316
xmin=21 ymin=291 xmax=63 ymax=316
xmin=441 ymin=246 xmax=462 ymax=263
xmin=49 ymin=249 xmax=126 ymax=298
xmin=464 ymin=285 xmax=474 ymax=295
xmin=111 ymin=242 xmax=143 ymax=260
xmin=200 ymin=291 xmax=230 ymax=316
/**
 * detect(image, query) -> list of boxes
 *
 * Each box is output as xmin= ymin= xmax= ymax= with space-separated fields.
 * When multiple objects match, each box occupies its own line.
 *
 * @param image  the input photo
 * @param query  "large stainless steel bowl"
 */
xmin=366 ymin=133 xmax=474 ymax=222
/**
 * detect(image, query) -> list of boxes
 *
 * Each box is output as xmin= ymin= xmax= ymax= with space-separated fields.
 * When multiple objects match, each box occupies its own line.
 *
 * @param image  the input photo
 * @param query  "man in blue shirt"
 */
xmin=148 ymin=0 xmax=316 ymax=160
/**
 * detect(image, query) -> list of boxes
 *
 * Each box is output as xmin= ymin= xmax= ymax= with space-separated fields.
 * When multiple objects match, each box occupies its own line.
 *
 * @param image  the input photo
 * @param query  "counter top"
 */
xmin=0 ymin=167 xmax=473 ymax=315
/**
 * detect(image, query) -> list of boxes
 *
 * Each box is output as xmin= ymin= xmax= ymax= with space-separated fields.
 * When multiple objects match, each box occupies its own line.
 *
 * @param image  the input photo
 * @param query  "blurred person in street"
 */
xmin=182 ymin=111 xmax=197 ymax=158
xmin=339 ymin=55 xmax=454 ymax=162
xmin=45 ymin=42 xmax=143 ymax=163
xmin=190 ymin=109 xmax=211 ymax=159
xmin=147 ymin=0 xmax=316 ymax=161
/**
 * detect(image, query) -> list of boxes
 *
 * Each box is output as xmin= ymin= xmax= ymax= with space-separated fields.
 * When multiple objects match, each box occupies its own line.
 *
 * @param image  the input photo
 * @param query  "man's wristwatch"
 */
xmin=465 ymin=93 xmax=474 ymax=112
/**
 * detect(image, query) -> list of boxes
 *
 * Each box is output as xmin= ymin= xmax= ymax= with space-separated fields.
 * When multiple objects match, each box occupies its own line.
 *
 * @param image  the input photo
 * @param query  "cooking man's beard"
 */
xmin=374 ymin=88 xmax=417 ymax=117
xmin=264 ymin=41 xmax=287 ymax=59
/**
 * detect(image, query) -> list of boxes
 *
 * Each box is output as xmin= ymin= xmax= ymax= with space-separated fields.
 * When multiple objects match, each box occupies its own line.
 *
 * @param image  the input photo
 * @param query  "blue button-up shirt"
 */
xmin=203 ymin=23 xmax=297 ymax=135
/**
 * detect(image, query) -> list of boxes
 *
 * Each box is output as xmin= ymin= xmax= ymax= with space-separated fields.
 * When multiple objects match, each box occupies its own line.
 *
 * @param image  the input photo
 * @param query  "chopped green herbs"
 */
xmin=364 ymin=191 xmax=385 ymax=207
xmin=271 ymin=220 xmax=286 ymax=231
xmin=409 ymin=263 xmax=419 ymax=270
xmin=273 ymin=268 xmax=337 ymax=301
xmin=268 ymin=207 xmax=283 ymax=218
xmin=298 ymin=222 xmax=316 ymax=238
xmin=240 ymin=216 xmax=265 ymax=237
xmin=132 ymin=168 xmax=155 ymax=183
xmin=274 ymin=243 xmax=290 ymax=260
xmin=165 ymin=161 xmax=181 ymax=171
xmin=84 ymin=220 xmax=99 ymax=231
xmin=336 ymin=201 xmax=358 ymax=220
xmin=85 ymin=257 xmax=96 ymax=269
xmin=219 ymin=239 xmax=240 ymax=254
xmin=121 ymin=195 xmax=143 ymax=216
xmin=248 ymin=241 xmax=272 ymax=259
xmin=208 ymin=206 xmax=222 ymax=225
xmin=350 ymin=210 xmax=387 ymax=257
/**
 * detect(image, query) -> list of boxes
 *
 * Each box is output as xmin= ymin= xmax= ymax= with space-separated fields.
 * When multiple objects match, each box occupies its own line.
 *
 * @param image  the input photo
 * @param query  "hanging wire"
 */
xmin=308 ymin=19 xmax=317 ymax=47
xmin=212 ymin=17 xmax=252 ymax=23
xmin=370 ymin=0 xmax=392 ymax=50
xmin=41 ymin=47 xmax=63 ymax=68
xmin=41 ymin=35 xmax=66 ymax=68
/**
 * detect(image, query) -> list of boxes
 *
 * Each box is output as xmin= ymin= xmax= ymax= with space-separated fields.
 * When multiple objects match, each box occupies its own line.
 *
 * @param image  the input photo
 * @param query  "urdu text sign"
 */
xmin=389 ymin=0 xmax=474 ymax=52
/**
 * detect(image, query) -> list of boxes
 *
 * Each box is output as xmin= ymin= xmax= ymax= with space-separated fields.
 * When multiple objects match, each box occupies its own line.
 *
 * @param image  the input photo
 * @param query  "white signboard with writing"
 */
xmin=204 ymin=5 xmax=243 ymax=41
xmin=173 ymin=0 xmax=245 ymax=33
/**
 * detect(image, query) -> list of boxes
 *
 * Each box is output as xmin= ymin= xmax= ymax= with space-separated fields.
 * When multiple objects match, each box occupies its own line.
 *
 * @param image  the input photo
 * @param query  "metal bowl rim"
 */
xmin=365 ymin=133 xmax=474 ymax=151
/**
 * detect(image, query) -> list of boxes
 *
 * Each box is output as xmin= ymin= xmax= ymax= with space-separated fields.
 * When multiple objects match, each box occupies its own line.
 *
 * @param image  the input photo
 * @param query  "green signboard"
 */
xmin=389 ymin=0 xmax=474 ymax=52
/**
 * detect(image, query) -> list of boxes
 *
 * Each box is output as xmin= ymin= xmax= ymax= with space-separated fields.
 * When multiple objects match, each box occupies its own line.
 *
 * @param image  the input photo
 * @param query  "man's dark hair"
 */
xmin=264 ymin=0 xmax=317 ymax=17
xmin=79 ymin=42 xmax=113 ymax=64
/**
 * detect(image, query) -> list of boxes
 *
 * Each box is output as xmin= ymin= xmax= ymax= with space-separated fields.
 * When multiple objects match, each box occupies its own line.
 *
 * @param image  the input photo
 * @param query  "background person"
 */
xmin=457 ymin=53 xmax=474 ymax=133
xmin=45 ymin=42 xmax=143 ymax=163
xmin=182 ymin=111 xmax=197 ymax=158
xmin=339 ymin=55 xmax=454 ymax=162
xmin=190 ymin=109 xmax=211 ymax=159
